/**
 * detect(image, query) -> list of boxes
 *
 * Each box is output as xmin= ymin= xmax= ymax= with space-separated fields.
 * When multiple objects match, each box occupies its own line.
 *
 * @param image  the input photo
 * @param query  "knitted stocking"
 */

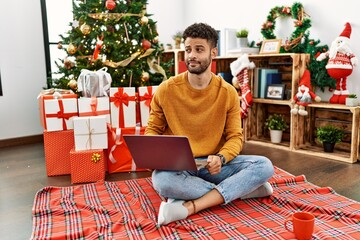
xmin=237 ymin=68 xmax=253 ymax=118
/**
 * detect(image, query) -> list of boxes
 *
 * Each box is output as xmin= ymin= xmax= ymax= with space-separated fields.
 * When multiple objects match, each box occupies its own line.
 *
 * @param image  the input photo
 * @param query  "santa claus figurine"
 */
xmin=316 ymin=22 xmax=358 ymax=104
xmin=291 ymin=69 xmax=321 ymax=116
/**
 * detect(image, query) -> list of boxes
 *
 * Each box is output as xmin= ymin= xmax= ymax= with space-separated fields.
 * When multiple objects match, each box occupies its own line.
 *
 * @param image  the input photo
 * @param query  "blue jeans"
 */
xmin=152 ymin=155 xmax=274 ymax=204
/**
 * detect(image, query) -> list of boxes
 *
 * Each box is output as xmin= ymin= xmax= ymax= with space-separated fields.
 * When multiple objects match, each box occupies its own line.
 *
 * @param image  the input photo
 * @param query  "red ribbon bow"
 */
xmin=45 ymin=99 xmax=77 ymax=130
xmin=139 ymin=86 xmax=154 ymax=108
xmin=110 ymin=88 xmax=135 ymax=128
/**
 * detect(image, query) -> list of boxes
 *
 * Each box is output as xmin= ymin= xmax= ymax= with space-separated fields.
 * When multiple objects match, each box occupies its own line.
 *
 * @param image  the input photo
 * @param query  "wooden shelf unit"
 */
xmin=167 ymin=52 xmax=360 ymax=163
xmin=293 ymin=103 xmax=360 ymax=163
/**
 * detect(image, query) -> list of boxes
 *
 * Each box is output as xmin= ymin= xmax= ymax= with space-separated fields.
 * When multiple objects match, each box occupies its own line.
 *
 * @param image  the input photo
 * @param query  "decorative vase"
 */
xmin=345 ymin=98 xmax=358 ymax=107
xmin=323 ymin=142 xmax=335 ymax=152
xmin=237 ymin=38 xmax=249 ymax=48
xmin=270 ymin=130 xmax=283 ymax=143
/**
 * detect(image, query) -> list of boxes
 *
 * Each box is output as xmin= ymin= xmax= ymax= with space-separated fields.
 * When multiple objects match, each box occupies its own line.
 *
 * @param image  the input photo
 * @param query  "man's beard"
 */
xmin=186 ymin=55 xmax=212 ymax=74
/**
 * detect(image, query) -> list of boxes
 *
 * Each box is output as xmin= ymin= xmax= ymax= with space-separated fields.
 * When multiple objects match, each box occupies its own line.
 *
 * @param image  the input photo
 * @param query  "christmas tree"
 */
xmin=49 ymin=0 xmax=172 ymax=91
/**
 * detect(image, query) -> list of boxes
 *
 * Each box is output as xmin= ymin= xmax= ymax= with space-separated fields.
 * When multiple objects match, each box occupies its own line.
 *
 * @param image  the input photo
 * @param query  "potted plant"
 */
xmin=265 ymin=114 xmax=289 ymax=143
xmin=236 ymin=28 xmax=249 ymax=48
xmin=345 ymin=94 xmax=358 ymax=107
xmin=172 ymin=31 xmax=183 ymax=49
xmin=316 ymin=125 xmax=344 ymax=152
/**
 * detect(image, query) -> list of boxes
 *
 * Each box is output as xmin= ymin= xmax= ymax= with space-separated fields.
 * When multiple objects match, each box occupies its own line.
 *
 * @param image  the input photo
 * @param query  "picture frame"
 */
xmin=259 ymin=39 xmax=282 ymax=54
xmin=266 ymin=84 xmax=285 ymax=100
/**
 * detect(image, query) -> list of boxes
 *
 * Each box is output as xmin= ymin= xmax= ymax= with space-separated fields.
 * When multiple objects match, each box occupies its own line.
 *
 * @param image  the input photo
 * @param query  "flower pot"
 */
xmin=323 ymin=142 xmax=335 ymax=153
xmin=345 ymin=98 xmax=358 ymax=107
xmin=237 ymin=38 xmax=248 ymax=48
xmin=270 ymin=130 xmax=283 ymax=143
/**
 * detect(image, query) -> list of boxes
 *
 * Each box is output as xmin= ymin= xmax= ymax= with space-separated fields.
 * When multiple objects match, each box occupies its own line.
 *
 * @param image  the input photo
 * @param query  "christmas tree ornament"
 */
xmin=140 ymin=16 xmax=148 ymax=25
xmin=80 ymin=23 xmax=91 ymax=35
xmin=141 ymin=39 xmax=151 ymax=50
xmin=67 ymin=43 xmax=77 ymax=55
xmin=72 ymin=20 xmax=79 ymax=28
xmin=153 ymin=36 xmax=159 ymax=44
xmin=316 ymin=22 xmax=358 ymax=104
xmin=57 ymin=42 xmax=63 ymax=49
xmin=141 ymin=71 xmax=150 ymax=82
xmin=93 ymin=34 xmax=104 ymax=60
xmin=105 ymin=0 xmax=116 ymax=10
xmin=68 ymin=79 xmax=78 ymax=90
xmin=64 ymin=58 xmax=75 ymax=69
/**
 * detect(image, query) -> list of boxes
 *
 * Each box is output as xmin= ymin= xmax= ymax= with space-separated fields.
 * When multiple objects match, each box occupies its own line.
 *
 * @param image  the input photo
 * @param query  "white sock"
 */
xmin=241 ymin=182 xmax=273 ymax=199
xmin=157 ymin=200 xmax=188 ymax=225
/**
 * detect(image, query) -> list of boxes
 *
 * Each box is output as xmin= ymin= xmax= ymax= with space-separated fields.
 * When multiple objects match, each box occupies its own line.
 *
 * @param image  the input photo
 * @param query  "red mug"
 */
xmin=284 ymin=212 xmax=315 ymax=240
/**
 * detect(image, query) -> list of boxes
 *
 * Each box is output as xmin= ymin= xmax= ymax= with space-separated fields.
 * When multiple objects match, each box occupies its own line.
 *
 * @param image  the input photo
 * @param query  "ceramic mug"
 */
xmin=284 ymin=211 xmax=315 ymax=240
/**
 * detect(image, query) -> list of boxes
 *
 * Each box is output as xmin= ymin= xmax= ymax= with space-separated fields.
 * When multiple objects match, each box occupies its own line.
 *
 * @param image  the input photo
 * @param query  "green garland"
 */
xmin=261 ymin=2 xmax=335 ymax=90
xmin=261 ymin=2 xmax=311 ymax=52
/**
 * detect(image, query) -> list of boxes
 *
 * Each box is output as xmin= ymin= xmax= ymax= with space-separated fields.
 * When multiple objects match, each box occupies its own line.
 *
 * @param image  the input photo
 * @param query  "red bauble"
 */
xmin=106 ymin=0 xmax=116 ymax=10
xmin=142 ymin=39 xmax=151 ymax=50
xmin=329 ymin=87 xmax=334 ymax=92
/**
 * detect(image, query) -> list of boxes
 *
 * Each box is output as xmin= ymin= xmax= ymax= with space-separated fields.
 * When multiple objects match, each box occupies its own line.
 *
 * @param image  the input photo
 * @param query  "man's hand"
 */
xmin=206 ymin=155 xmax=222 ymax=175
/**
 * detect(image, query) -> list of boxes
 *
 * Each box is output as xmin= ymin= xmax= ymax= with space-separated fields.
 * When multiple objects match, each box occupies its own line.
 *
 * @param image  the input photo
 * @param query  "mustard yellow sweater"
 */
xmin=145 ymin=72 xmax=243 ymax=163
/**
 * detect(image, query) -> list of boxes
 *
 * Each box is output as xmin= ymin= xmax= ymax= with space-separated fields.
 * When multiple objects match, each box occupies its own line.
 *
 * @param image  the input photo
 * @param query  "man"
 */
xmin=145 ymin=23 xmax=274 ymax=225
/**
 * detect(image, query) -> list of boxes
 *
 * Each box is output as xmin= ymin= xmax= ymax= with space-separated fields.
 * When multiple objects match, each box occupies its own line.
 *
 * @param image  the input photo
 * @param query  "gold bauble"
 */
xmin=57 ymin=42 xmax=63 ymax=49
xmin=80 ymin=23 xmax=91 ymax=35
xmin=153 ymin=36 xmax=159 ymax=44
xmin=68 ymin=79 xmax=78 ymax=90
xmin=67 ymin=43 xmax=77 ymax=55
xmin=140 ymin=16 xmax=148 ymax=25
xmin=141 ymin=71 xmax=150 ymax=82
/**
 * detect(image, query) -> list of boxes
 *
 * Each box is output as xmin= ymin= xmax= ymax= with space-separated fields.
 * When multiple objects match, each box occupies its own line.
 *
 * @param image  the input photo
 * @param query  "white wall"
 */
xmin=1 ymin=0 xmax=359 ymax=140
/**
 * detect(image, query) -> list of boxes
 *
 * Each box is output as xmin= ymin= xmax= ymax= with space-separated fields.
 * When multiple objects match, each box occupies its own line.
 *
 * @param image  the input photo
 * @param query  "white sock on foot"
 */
xmin=157 ymin=200 xmax=188 ymax=225
xmin=241 ymin=182 xmax=273 ymax=199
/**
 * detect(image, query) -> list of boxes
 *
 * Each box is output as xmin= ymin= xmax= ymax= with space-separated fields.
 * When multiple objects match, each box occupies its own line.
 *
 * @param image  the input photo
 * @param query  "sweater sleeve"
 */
xmin=145 ymin=81 xmax=168 ymax=135
xmin=217 ymin=85 xmax=243 ymax=163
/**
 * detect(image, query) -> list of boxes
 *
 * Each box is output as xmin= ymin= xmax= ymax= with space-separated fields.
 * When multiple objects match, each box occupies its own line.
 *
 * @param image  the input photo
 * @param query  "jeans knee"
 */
xmin=260 ymin=156 xmax=275 ymax=178
xmin=152 ymin=171 xmax=175 ymax=195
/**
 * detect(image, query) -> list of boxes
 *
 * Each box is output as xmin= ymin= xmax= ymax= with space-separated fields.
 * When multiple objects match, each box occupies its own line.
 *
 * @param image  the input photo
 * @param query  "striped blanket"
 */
xmin=31 ymin=167 xmax=360 ymax=239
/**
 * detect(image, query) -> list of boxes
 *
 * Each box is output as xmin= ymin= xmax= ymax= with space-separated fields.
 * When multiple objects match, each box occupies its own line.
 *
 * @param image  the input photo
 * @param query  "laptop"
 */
xmin=123 ymin=135 xmax=208 ymax=171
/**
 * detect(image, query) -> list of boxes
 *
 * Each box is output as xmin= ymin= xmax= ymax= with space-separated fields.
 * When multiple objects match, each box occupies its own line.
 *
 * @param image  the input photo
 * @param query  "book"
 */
xmin=259 ymin=68 xmax=278 ymax=98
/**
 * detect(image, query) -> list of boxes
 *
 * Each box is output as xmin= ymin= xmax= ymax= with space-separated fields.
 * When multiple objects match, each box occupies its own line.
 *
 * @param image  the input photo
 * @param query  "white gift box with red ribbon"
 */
xmin=78 ymin=97 xmax=111 ymax=124
xmin=109 ymin=87 xmax=136 ymax=128
xmin=73 ymin=116 xmax=108 ymax=151
xmin=138 ymin=86 xmax=158 ymax=127
xmin=44 ymin=98 xmax=78 ymax=132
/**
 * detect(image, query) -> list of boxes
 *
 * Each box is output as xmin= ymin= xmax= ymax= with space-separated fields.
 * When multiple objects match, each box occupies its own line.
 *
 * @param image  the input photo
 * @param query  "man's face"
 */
xmin=184 ymin=38 xmax=217 ymax=74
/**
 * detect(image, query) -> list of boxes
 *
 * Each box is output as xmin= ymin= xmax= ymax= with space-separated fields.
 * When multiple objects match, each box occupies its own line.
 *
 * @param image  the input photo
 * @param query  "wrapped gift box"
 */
xmin=70 ymin=148 xmax=106 ymax=184
xmin=73 ymin=116 xmax=108 ymax=151
xmin=78 ymin=97 xmax=110 ymax=124
xmin=138 ymin=86 xmax=158 ymax=127
xmin=77 ymin=68 xmax=112 ymax=97
xmin=38 ymin=90 xmax=78 ymax=130
xmin=43 ymin=130 xmax=74 ymax=176
xmin=110 ymin=87 xmax=136 ymax=128
xmin=107 ymin=125 xmax=148 ymax=173
xmin=44 ymin=98 xmax=78 ymax=132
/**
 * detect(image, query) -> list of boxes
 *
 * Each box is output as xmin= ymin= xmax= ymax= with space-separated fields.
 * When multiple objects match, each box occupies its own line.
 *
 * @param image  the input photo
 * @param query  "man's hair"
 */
xmin=183 ymin=23 xmax=218 ymax=48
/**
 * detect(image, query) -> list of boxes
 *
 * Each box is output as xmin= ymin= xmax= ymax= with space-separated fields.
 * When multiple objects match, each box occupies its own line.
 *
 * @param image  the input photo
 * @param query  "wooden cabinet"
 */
xmin=166 ymin=52 xmax=359 ymax=163
xmin=215 ymin=53 xmax=359 ymax=163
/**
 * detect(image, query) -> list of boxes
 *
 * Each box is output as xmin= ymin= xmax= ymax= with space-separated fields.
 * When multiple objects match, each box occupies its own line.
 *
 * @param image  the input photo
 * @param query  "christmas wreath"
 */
xmin=261 ymin=2 xmax=311 ymax=52
xmin=260 ymin=2 xmax=335 ymax=91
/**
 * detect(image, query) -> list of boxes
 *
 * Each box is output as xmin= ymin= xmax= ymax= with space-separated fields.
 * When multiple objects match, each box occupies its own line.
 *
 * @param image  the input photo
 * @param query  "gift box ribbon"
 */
xmin=108 ymin=124 xmax=141 ymax=172
xmin=139 ymin=86 xmax=154 ymax=108
xmin=79 ymin=97 xmax=110 ymax=117
xmin=45 ymin=99 xmax=78 ymax=130
xmin=76 ymin=118 xmax=106 ymax=150
xmin=110 ymin=88 xmax=136 ymax=128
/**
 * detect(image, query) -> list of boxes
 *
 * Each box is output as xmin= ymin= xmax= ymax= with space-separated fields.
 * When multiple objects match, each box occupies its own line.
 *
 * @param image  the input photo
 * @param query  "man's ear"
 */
xmin=211 ymin=47 xmax=218 ymax=58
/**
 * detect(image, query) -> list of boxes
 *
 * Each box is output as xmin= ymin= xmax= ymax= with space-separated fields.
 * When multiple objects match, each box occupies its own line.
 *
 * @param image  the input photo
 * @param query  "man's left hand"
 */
xmin=206 ymin=155 xmax=222 ymax=175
